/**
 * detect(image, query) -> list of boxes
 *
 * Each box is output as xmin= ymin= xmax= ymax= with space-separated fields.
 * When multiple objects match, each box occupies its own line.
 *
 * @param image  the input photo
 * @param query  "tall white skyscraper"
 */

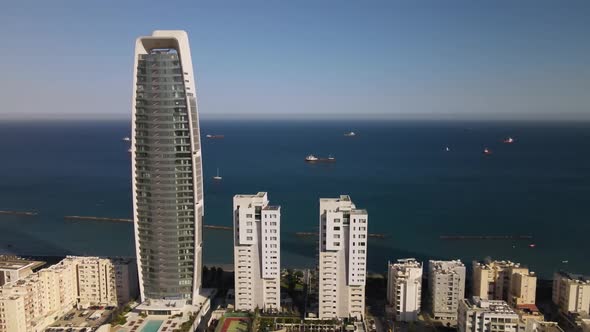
xmin=233 ymin=193 xmax=281 ymax=312
xmin=318 ymin=195 xmax=368 ymax=319
xmin=428 ymin=260 xmax=466 ymax=323
xmin=387 ymin=258 xmax=423 ymax=322
xmin=131 ymin=30 xmax=204 ymax=304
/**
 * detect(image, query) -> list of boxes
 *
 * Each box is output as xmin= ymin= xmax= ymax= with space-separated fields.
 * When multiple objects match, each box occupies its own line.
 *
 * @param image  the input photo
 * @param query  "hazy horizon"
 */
xmin=2 ymin=112 xmax=590 ymax=123
xmin=0 ymin=0 xmax=588 ymax=121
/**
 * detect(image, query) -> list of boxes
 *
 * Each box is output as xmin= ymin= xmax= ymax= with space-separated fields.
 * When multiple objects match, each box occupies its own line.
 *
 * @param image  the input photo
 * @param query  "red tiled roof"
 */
xmin=517 ymin=304 xmax=539 ymax=312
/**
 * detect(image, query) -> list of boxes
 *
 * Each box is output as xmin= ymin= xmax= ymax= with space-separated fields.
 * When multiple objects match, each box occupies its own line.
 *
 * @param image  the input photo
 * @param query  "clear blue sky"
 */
xmin=0 ymin=0 xmax=588 ymax=120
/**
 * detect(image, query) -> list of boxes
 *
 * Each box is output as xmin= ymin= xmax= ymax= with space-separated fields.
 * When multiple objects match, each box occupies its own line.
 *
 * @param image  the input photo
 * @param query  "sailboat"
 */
xmin=213 ymin=168 xmax=222 ymax=180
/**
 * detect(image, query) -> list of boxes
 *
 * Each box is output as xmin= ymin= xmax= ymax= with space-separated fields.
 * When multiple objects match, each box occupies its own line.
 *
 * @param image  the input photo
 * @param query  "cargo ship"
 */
xmin=305 ymin=154 xmax=336 ymax=163
xmin=206 ymin=134 xmax=225 ymax=139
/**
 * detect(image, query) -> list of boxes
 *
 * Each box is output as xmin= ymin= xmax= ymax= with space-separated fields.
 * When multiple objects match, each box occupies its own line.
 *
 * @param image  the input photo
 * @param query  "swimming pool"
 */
xmin=141 ymin=320 xmax=164 ymax=332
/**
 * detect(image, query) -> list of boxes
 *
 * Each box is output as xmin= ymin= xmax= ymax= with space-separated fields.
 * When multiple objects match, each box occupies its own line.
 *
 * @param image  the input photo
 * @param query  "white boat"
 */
xmin=445 ymin=146 xmax=450 ymax=152
xmin=127 ymin=148 xmax=132 ymax=153
xmin=213 ymin=168 xmax=222 ymax=180
xmin=305 ymin=154 xmax=319 ymax=162
xmin=122 ymin=137 xmax=130 ymax=141
xmin=328 ymin=154 xmax=335 ymax=160
xmin=344 ymin=131 xmax=356 ymax=137
xmin=504 ymin=137 xmax=515 ymax=144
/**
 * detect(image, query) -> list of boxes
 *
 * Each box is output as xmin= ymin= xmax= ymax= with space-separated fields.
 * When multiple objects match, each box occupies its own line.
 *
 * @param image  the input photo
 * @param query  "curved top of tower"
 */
xmin=134 ymin=30 xmax=194 ymax=78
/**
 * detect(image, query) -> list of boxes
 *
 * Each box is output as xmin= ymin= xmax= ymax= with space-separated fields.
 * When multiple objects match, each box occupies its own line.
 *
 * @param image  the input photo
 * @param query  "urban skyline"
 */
xmin=0 ymin=2 xmax=589 ymax=331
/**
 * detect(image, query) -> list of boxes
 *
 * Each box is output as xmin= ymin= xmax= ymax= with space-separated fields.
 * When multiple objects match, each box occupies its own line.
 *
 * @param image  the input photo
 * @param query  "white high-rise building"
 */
xmin=457 ymin=297 xmax=520 ymax=332
xmin=428 ymin=260 xmax=466 ymax=323
xmin=131 ymin=30 xmax=204 ymax=304
xmin=318 ymin=195 xmax=368 ymax=320
xmin=387 ymin=258 xmax=423 ymax=322
xmin=233 ymin=193 xmax=281 ymax=312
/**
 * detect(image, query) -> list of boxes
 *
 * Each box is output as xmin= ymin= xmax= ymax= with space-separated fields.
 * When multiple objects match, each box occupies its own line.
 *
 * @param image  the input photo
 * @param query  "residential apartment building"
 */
xmin=511 ymin=271 xmax=537 ymax=306
xmin=66 ymin=256 xmax=118 ymax=306
xmin=552 ymin=271 xmax=590 ymax=314
xmin=233 ymin=193 xmax=281 ymax=312
xmin=0 ymin=257 xmax=44 ymax=287
xmin=387 ymin=258 xmax=423 ymax=322
xmin=132 ymin=30 xmax=204 ymax=304
xmin=62 ymin=256 xmax=138 ymax=307
xmin=0 ymin=260 xmax=77 ymax=332
xmin=0 ymin=256 xmax=137 ymax=332
xmin=457 ymin=297 xmax=520 ymax=332
xmin=113 ymin=258 xmax=139 ymax=306
xmin=428 ymin=259 xmax=465 ymax=323
xmin=0 ymin=294 xmax=27 ymax=332
xmin=318 ymin=195 xmax=368 ymax=319
xmin=472 ymin=259 xmax=536 ymax=306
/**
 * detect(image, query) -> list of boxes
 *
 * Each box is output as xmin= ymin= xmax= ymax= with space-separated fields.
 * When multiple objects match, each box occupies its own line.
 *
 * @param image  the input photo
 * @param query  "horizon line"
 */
xmin=2 ymin=116 xmax=590 ymax=123
xmin=2 ymin=111 xmax=589 ymax=122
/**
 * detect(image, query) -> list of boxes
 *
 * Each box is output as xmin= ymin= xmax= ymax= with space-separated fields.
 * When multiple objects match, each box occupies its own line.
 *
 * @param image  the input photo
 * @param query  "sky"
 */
xmin=0 ymin=0 xmax=588 ymax=121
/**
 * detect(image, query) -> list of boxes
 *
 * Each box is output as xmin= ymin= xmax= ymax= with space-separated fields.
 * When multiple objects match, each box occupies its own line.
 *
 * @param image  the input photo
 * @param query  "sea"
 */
xmin=0 ymin=120 xmax=589 ymax=279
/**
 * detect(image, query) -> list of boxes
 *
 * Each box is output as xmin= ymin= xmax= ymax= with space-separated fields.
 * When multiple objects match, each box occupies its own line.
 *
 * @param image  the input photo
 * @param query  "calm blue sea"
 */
xmin=0 ymin=120 xmax=589 ymax=278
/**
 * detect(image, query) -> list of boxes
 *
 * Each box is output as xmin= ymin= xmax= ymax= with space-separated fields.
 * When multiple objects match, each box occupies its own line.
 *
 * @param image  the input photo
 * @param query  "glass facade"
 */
xmin=134 ymin=49 xmax=202 ymax=300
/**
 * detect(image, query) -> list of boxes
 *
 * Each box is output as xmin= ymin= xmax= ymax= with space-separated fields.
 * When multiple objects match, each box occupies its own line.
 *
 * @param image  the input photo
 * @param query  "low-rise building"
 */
xmin=428 ymin=259 xmax=465 ymax=323
xmin=387 ymin=258 xmax=422 ymax=322
xmin=523 ymin=320 xmax=564 ymax=332
xmin=515 ymin=304 xmax=545 ymax=328
xmin=457 ymin=297 xmax=520 ymax=332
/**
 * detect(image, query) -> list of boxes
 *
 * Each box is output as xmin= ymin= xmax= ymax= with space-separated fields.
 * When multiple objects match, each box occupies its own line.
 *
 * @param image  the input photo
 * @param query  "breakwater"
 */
xmin=439 ymin=235 xmax=533 ymax=240
xmin=65 ymin=215 xmax=131 ymax=223
xmin=295 ymin=232 xmax=386 ymax=239
xmin=63 ymin=215 xmax=232 ymax=230
xmin=0 ymin=210 xmax=38 ymax=216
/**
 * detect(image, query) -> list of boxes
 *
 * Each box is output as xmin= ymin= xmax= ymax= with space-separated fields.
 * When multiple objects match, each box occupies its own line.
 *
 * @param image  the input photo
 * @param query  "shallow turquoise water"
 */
xmin=141 ymin=320 xmax=163 ymax=332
